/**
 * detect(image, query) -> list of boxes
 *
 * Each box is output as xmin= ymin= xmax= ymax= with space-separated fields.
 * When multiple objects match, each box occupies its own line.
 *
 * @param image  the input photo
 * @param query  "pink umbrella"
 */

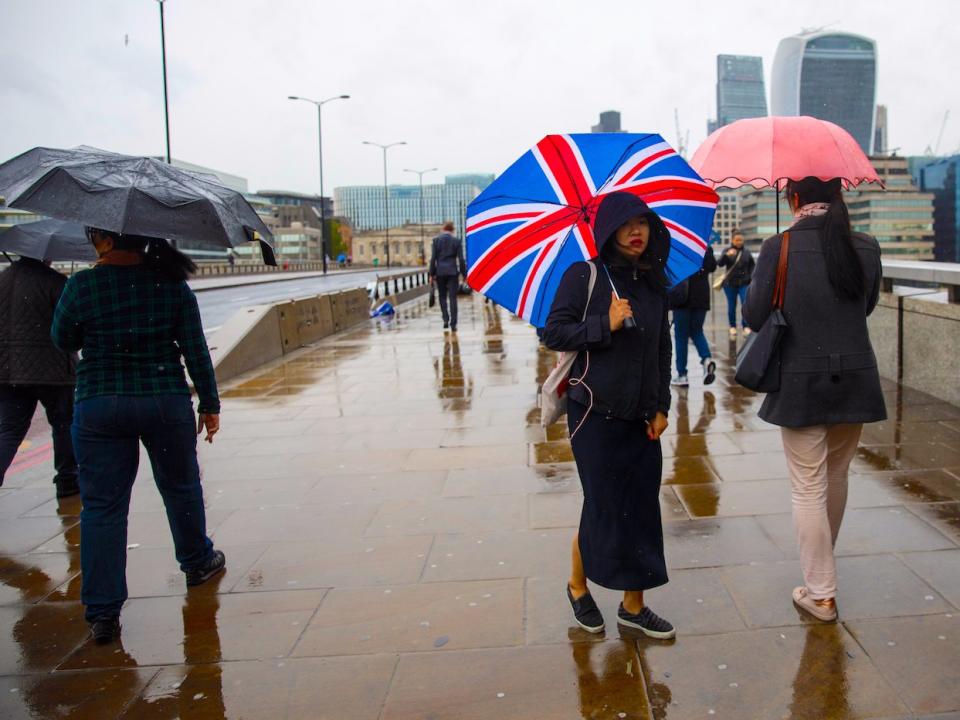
xmin=690 ymin=115 xmax=882 ymax=231
xmin=691 ymin=115 xmax=882 ymax=190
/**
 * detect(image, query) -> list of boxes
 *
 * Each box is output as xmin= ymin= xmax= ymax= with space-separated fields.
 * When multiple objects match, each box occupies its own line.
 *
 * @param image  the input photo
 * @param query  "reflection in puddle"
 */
xmin=571 ymin=636 xmax=652 ymax=719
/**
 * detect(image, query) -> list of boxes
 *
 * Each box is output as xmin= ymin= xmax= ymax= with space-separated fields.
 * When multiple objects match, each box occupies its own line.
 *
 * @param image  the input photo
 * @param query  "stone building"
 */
xmin=352 ymin=223 xmax=445 ymax=267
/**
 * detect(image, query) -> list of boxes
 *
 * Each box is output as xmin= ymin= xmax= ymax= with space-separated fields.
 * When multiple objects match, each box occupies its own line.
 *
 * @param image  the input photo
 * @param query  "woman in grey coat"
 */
xmin=743 ymin=176 xmax=886 ymax=622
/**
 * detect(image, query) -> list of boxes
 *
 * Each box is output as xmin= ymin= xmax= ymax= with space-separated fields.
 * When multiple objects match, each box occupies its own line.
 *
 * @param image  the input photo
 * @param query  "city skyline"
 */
xmin=1 ymin=1 xmax=958 ymax=198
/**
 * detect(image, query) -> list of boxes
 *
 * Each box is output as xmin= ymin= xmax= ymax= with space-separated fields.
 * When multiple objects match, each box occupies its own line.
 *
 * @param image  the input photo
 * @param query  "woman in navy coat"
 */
xmin=543 ymin=191 xmax=675 ymax=639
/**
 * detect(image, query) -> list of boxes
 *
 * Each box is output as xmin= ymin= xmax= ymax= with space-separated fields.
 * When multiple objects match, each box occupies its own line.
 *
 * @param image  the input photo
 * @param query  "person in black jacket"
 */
xmin=670 ymin=248 xmax=717 ymax=387
xmin=543 ymin=191 xmax=675 ymax=640
xmin=0 ymin=257 xmax=78 ymax=497
xmin=428 ymin=221 xmax=467 ymax=332
xmin=717 ymin=231 xmax=756 ymax=337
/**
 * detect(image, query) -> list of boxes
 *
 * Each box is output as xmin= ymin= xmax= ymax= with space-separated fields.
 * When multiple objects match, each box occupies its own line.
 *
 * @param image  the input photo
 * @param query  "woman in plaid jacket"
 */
xmin=52 ymin=228 xmax=226 ymax=644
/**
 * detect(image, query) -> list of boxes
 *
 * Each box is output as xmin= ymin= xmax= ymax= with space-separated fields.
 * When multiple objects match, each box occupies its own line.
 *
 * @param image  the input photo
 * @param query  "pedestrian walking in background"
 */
xmin=428 ymin=221 xmax=466 ymax=332
xmin=743 ymin=177 xmax=885 ymax=623
xmin=0 ymin=257 xmax=79 ymax=497
xmin=670 ymin=247 xmax=717 ymax=387
xmin=51 ymin=228 xmax=227 ymax=644
xmin=543 ymin=192 xmax=675 ymax=640
xmin=717 ymin=230 xmax=755 ymax=337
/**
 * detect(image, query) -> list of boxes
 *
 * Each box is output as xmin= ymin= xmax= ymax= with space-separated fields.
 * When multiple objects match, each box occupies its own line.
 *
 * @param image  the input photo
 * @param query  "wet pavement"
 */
xmin=1 ymin=296 xmax=959 ymax=719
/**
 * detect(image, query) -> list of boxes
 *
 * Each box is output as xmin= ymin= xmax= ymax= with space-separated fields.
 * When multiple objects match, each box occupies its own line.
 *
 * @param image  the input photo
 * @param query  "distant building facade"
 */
xmin=334 ymin=175 xmax=493 ymax=238
xmin=591 ymin=111 xmax=624 ymax=133
xmin=711 ymin=189 xmax=743 ymax=246
xmin=715 ymin=55 xmax=767 ymax=129
xmin=737 ymin=189 xmax=792 ymax=248
xmin=352 ymin=223 xmax=444 ymax=267
xmin=771 ymin=30 xmax=878 ymax=154
xmin=918 ymin=156 xmax=960 ymax=262
xmin=873 ymin=105 xmax=888 ymax=155
xmin=846 ymin=155 xmax=934 ymax=259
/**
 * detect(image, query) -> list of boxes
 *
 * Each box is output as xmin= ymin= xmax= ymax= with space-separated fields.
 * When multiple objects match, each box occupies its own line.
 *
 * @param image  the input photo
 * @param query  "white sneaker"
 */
xmin=671 ymin=374 xmax=689 ymax=387
xmin=742 ymin=327 xmax=752 ymax=337
xmin=701 ymin=358 xmax=716 ymax=385
xmin=728 ymin=327 xmax=737 ymax=338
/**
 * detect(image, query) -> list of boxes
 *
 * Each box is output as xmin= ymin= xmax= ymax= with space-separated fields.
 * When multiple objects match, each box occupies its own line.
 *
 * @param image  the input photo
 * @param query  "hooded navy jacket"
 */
xmin=542 ymin=192 xmax=672 ymax=421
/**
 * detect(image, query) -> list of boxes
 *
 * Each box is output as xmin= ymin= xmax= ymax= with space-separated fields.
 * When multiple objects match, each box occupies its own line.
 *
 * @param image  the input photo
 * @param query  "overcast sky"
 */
xmin=2 ymin=0 xmax=957 ymax=195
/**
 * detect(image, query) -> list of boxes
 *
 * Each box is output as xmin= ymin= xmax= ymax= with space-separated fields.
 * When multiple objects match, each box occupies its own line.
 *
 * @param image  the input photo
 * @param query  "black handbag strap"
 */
xmin=772 ymin=232 xmax=790 ymax=310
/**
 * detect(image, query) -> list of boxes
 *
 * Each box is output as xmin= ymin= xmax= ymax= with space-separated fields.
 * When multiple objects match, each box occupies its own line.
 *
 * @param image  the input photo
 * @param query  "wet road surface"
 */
xmin=1 ymin=297 xmax=958 ymax=718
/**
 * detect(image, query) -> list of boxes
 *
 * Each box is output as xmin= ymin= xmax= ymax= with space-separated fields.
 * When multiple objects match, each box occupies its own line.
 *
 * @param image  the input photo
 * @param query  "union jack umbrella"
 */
xmin=465 ymin=133 xmax=719 ymax=327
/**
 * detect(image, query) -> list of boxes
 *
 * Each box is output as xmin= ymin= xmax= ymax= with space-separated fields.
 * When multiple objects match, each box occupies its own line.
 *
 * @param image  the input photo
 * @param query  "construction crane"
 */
xmin=925 ymin=110 xmax=950 ymax=156
xmin=674 ymin=108 xmax=690 ymax=159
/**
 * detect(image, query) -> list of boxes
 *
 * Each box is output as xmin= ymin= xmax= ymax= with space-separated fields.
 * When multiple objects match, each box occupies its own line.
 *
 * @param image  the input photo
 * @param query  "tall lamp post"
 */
xmin=288 ymin=94 xmax=350 ymax=273
xmin=362 ymin=140 xmax=406 ymax=268
xmin=156 ymin=1 xmax=172 ymax=164
xmin=404 ymin=167 xmax=437 ymax=266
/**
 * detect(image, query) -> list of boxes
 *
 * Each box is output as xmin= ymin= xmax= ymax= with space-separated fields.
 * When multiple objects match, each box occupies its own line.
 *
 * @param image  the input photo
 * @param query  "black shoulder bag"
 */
xmin=734 ymin=232 xmax=790 ymax=392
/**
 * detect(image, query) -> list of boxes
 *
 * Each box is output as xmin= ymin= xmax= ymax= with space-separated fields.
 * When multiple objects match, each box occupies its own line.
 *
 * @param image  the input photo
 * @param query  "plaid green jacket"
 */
xmin=51 ymin=265 xmax=220 ymax=414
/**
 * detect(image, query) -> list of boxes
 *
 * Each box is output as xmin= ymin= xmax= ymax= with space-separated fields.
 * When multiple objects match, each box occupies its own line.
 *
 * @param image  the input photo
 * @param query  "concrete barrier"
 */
xmin=207 ymin=304 xmax=284 ymax=382
xmin=209 ymin=288 xmax=369 ymax=384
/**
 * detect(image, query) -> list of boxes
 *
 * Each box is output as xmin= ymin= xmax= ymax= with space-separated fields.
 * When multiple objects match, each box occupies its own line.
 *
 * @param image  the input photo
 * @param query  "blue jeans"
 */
xmin=72 ymin=395 xmax=214 ymax=621
xmin=723 ymin=285 xmax=749 ymax=328
xmin=673 ymin=309 xmax=712 ymax=376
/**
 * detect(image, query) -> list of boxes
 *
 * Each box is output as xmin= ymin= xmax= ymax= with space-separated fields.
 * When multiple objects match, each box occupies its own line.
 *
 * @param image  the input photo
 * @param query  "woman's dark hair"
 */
xmin=784 ymin=177 xmax=864 ymax=301
xmin=86 ymin=227 xmax=197 ymax=281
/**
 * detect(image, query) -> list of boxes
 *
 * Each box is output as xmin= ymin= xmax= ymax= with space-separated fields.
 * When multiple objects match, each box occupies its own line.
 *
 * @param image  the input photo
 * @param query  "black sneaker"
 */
xmin=185 ymin=550 xmax=226 ymax=586
xmin=702 ymin=358 xmax=717 ymax=386
xmin=617 ymin=604 xmax=676 ymax=639
xmin=89 ymin=616 xmax=121 ymax=644
xmin=567 ymin=585 xmax=605 ymax=634
xmin=55 ymin=477 xmax=80 ymax=498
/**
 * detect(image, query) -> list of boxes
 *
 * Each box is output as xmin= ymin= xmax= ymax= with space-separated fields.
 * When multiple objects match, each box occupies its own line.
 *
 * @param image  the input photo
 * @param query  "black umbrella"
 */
xmin=0 ymin=219 xmax=97 ymax=263
xmin=0 ymin=146 xmax=276 ymax=265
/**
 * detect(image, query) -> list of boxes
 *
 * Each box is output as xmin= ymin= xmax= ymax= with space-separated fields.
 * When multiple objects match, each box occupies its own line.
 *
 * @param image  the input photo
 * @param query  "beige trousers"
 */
xmin=780 ymin=423 xmax=863 ymax=600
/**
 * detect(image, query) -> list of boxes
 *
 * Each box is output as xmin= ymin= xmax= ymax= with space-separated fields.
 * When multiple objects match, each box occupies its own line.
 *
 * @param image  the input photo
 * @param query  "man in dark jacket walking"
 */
xmin=428 ymin=221 xmax=467 ymax=332
xmin=0 ymin=257 xmax=79 ymax=496
xmin=717 ymin=231 xmax=756 ymax=337
xmin=670 ymin=248 xmax=717 ymax=387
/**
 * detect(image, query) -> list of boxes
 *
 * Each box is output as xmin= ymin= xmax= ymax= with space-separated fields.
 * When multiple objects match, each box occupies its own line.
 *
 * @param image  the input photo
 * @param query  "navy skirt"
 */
xmin=567 ymin=400 xmax=668 ymax=591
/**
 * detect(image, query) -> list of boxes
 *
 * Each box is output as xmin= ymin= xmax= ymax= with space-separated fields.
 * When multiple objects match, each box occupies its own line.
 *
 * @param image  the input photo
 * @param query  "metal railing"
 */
xmin=370 ymin=269 xmax=430 ymax=300
xmin=881 ymin=260 xmax=960 ymax=303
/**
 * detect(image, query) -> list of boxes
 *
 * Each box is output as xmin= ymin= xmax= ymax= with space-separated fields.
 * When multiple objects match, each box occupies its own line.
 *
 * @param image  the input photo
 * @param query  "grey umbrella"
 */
xmin=0 ymin=146 xmax=276 ymax=265
xmin=0 ymin=219 xmax=96 ymax=263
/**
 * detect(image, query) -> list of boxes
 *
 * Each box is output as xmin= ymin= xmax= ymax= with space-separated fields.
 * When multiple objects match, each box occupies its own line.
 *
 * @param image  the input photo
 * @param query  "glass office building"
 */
xmin=919 ymin=156 xmax=960 ymax=262
xmin=334 ymin=175 xmax=493 ymax=238
xmin=771 ymin=30 xmax=877 ymax=154
xmin=716 ymin=55 xmax=767 ymax=128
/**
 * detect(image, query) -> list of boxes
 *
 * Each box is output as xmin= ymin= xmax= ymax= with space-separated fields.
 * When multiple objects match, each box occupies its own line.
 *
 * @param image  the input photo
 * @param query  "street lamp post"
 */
xmin=288 ymin=94 xmax=350 ymax=274
xmin=157 ymin=0 xmax=171 ymax=164
xmin=404 ymin=167 xmax=437 ymax=266
xmin=363 ymin=141 xmax=406 ymax=268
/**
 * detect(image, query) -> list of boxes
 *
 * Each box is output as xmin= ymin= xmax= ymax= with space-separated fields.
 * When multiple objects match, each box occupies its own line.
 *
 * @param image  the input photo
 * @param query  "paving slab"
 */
xmin=846 ymin=614 xmax=960 ymax=716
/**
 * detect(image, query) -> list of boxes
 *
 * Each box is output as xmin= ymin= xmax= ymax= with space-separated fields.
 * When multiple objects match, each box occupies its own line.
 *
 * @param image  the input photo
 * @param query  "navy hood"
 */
xmin=591 ymin=191 xmax=671 ymax=274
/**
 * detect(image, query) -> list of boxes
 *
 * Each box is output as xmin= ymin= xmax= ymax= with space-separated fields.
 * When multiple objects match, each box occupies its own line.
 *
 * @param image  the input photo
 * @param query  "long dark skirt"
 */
xmin=567 ymin=399 xmax=668 ymax=591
